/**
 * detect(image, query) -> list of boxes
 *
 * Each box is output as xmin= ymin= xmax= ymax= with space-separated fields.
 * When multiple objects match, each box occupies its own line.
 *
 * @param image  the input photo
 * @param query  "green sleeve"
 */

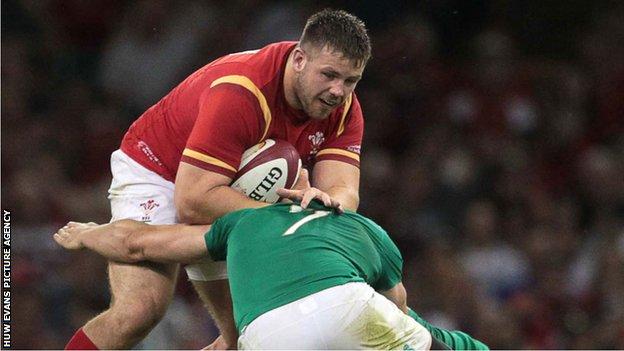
xmin=376 ymin=233 xmax=403 ymax=291
xmin=204 ymin=209 xmax=252 ymax=261
xmin=357 ymin=215 xmax=403 ymax=291
xmin=407 ymin=308 xmax=489 ymax=350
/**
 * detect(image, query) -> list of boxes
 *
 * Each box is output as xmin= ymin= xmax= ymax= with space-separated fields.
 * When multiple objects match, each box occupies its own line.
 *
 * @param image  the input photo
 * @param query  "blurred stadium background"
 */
xmin=2 ymin=0 xmax=623 ymax=349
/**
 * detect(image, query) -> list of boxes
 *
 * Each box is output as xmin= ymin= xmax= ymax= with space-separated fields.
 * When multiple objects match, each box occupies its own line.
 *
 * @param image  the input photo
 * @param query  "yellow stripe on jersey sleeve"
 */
xmin=336 ymin=93 xmax=353 ymax=137
xmin=211 ymin=75 xmax=272 ymax=142
xmin=316 ymin=148 xmax=360 ymax=162
xmin=182 ymin=148 xmax=237 ymax=173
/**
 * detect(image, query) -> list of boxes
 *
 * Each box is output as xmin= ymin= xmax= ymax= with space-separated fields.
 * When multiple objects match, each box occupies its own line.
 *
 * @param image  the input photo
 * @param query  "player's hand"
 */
xmin=53 ymin=221 xmax=98 ymax=250
xmin=292 ymin=167 xmax=311 ymax=190
xmin=277 ymin=169 xmax=344 ymax=213
xmin=202 ymin=335 xmax=234 ymax=350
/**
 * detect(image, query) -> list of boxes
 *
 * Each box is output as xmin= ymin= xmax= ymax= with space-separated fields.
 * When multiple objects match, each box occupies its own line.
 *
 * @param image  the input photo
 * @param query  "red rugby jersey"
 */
xmin=120 ymin=41 xmax=363 ymax=182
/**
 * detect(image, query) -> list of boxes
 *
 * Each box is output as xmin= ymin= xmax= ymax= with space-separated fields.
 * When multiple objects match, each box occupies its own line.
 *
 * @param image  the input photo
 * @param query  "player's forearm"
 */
xmin=78 ymin=220 xmax=148 ymax=263
xmin=323 ymin=185 xmax=359 ymax=211
xmin=78 ymin=220 xmax=210 ymax=264
xmin=134 ymin=223 xmax=210 ymax=264
xmin=177 ymin=185 xmax=270 ymax=224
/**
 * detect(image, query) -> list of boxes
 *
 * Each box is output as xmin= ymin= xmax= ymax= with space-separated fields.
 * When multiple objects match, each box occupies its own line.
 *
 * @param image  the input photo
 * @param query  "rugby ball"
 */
xmin=231 ymin=139 xmax=301 ymax=203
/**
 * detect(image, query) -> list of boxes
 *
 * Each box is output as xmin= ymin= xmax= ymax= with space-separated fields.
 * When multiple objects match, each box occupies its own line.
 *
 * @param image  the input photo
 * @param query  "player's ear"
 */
xmin=292 ymin=47 xmax=307 ymax=72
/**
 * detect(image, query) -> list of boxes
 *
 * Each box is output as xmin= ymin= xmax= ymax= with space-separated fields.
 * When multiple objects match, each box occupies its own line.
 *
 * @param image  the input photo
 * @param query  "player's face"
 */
xmin=294 ymin=45 xmax=365 ymax=120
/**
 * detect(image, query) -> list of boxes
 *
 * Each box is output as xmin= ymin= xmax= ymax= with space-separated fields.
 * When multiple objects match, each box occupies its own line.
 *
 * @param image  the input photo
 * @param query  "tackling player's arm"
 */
xmin=371 ymin=219 xmax=489 ymax=350
xmin=378 ymin=282 xmax=409 ymax=314
xmin=53 ymin=220 xmax=210 ymax=264
xmin=377 ymin=280 xmax=488 ymax=350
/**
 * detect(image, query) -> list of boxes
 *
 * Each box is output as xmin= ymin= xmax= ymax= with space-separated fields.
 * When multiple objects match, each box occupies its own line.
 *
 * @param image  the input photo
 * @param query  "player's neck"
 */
xmin=283 ymin=52 xmax=303 ymax=111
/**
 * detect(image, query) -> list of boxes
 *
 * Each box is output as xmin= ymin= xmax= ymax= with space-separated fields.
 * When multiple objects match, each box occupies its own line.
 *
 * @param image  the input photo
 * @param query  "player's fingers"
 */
xmin=294 ymin=168 xmax=310 ymax=190
xmin=68 ymin=222 xmax=91 ymax=229
xmin=333 ymin=200 xmax=345 ymax=214
xmin=300 ymin=189 xmax=317 ymax=208
xmin=300 ymin=195 xmax=309 ymax=208
xmin=321 ymin=194 xmax=344 ymax=213
xmin=277 ymin=188 xmax=303 ymax=201
xmin=53 ymin=233 xmax=69 ymax=246
xmin=276 ymin=187 xmax=297 ymax=197
xmin=320 ymin=192 xmax=332 ymax=207
xmin=66 ymin=227 xmax=86 ymax=240
xmin=326 ymin=196 xmax=343 ymax=213
xmin=299 ymin=168 xmax=309 ymax=185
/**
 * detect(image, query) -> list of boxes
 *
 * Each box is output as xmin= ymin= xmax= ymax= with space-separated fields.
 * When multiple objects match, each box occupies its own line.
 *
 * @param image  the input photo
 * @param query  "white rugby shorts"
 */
xmin=108 ymin=149 xmax=227 ymax=281
xmin=237 ymin=282 xmax=432 ymax=350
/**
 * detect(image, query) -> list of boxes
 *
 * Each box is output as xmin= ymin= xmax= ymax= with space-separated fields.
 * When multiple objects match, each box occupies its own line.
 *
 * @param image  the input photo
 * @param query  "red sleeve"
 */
xmin=315 ymin=94 xmax=364 ymax=168
xmin=181 ymin=84 xmax=263 ymax=178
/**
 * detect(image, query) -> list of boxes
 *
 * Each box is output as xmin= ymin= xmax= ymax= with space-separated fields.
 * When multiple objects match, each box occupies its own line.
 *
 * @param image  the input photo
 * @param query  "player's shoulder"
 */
xmin=208 ymin=41 xmax=297 ymax=86
xmin=219 ymin=41 xmax=296 ymax=64
xmin=344 ymin=211 xmax=387 ymax=236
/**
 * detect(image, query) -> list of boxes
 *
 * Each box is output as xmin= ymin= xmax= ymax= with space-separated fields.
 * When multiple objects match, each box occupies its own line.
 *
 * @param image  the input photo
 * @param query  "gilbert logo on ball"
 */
xmin=231 ymin=139 xmax=302 ymax=203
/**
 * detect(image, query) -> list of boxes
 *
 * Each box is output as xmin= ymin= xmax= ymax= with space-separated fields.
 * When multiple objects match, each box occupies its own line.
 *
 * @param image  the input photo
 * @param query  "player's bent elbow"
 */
xmin=174 ymin=193 xmax=192 ymax=221
xmin=336 ymin=186 xmax=360 ymax=211
xmin=176 ymin=205 xmax=216 ymax=224
xmin=175 ymin=195 xmax=216 ymax=224
xmin=176 ymin=206 xmax=196 ymax=224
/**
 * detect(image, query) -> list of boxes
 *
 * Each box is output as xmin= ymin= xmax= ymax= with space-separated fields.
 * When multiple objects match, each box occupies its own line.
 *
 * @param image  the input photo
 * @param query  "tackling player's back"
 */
xmin=205 ymin=202 xmax=403 ymax=332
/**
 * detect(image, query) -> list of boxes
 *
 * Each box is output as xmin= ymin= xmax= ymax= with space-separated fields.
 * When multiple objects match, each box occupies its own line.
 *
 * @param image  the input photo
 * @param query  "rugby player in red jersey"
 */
xmin=65 ymin=9 xmax=371 ymax=350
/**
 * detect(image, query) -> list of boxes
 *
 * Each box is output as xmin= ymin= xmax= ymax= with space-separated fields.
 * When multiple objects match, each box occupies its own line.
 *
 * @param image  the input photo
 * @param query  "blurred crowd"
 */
xmin=2 ymin=0 xmax=623 ymax=349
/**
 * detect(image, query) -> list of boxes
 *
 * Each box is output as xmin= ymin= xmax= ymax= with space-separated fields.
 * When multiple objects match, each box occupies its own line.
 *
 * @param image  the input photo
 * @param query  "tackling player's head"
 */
xmin=289 ymin=9 xmax=371 ymax=120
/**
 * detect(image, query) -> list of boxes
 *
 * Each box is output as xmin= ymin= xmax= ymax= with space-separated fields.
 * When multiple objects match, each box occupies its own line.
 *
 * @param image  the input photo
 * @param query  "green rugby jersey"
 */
xmin=204 ymin=202 xmax=403 ymax=332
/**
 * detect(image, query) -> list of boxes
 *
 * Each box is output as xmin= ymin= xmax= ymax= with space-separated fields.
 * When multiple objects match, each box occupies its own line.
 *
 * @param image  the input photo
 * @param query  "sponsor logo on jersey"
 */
xmin=138 ymin=141 xmax=164 ymax=166
xmin=347 ymin=145 xmax=361 ymax=154
xmin=139 ymin=199 xmax=160 ymax=222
